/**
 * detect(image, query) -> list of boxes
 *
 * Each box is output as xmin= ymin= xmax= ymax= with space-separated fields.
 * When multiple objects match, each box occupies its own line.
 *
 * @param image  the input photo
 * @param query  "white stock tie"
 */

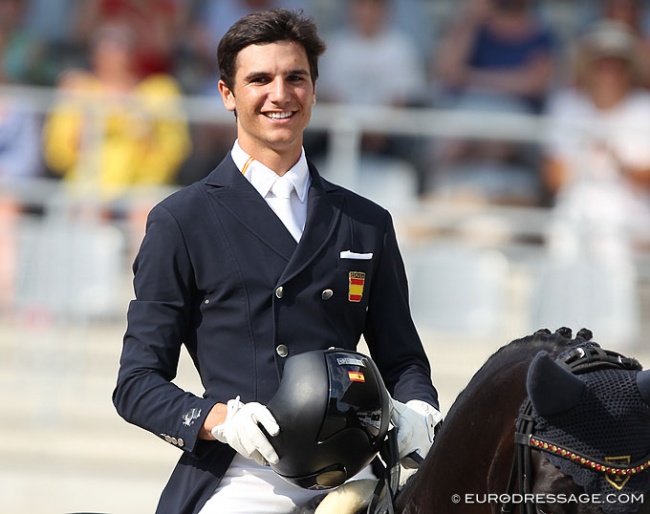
xmin=270 ymin=177 xmax=302 ymax=242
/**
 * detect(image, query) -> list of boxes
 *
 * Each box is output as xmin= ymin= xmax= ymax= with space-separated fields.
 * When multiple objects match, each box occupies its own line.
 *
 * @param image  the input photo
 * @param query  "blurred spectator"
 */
xmin=0 ymin=65 xmax=41 ymax=307
xmin=543 ymin=19 xmax=650 ymax=246
xmin=43 ymin=22 xmax=191 ymax=194
xmin=0 ymin=0 xmax=47 ymax=85
xmin=42 ymin=22 xmax=192 ymax=253
xmin=435 ymin=0 xmax=557 ymax=112
xmin=534 ymin=20 xmax=650 ymax=347
xmin=0 ymin=48 xmax=43 ymax=312
xmin=73 ymin=0 xmax=192 ymax=79
xmin=314 ymin=0 xmax=430 ymax=195
xmin=426 ymin=0 xmax=558 ymax=205
xmin=318 ymin=0 xmax=427 ymax=107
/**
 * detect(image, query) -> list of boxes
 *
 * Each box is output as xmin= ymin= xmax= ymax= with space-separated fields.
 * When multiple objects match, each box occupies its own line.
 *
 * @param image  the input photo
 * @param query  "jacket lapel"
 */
xmin=204 ymin=157 xmax=344 ymax=276
xmin=279 ymin=162 xmax=344 ymax=283
xmin=205 ymin=157 xmax=297 ymax=261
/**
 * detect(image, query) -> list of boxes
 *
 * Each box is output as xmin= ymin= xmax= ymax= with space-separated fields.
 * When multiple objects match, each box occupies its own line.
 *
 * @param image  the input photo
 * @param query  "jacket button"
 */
xmin=321 ymin=289 xmax=334 ymax=300
xmin=276 ymin=344 xmax=289 ymax=358
xmin=275 ymin=286 xmax=284 ymax=299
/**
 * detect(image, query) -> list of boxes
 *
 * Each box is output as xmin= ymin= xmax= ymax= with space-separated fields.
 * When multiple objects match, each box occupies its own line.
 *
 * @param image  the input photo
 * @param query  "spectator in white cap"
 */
xmin=543 ymin=19 xmax=650 ymax=235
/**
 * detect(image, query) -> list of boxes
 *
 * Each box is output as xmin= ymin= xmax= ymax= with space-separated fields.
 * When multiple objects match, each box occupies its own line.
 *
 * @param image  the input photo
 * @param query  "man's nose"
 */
xmin=269 ymin=78 xmax=290 ymax=103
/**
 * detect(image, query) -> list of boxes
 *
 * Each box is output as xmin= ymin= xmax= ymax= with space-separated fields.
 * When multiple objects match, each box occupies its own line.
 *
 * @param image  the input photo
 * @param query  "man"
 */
xmin=535 ymin=20 xmax=650 ymax=343
xmin=113 ymin=8 xmax=440 ymax=514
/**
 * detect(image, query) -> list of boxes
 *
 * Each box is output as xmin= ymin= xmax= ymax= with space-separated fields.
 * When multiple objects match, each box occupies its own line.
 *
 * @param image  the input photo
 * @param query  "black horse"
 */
xmin=395 ymin=328 xmax=650 ymax=514
xmin=297 ymin=328 xmax=650 ymax=514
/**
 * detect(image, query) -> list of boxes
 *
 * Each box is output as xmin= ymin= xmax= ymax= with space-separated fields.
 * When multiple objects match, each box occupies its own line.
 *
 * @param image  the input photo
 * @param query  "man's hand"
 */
xmin=211 ymin=396 xmax=280 ymax=466
xmin=390 ymin=398 xmax=442 ymax=468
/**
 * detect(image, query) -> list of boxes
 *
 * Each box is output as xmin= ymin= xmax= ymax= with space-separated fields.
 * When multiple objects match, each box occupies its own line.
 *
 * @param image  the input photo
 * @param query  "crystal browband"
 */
xmin=529 ymin=436 xmax=650 ymax=476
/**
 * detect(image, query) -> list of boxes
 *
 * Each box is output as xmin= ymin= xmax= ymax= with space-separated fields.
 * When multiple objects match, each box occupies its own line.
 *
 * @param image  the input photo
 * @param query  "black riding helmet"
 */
xmin=265 ymin=348 xmax=391 ymax=490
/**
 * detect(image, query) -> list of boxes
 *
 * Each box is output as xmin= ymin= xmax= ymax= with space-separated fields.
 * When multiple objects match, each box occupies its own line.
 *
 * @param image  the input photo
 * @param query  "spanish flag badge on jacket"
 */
xmin=348 ymin=271 xmax=365 ymax=302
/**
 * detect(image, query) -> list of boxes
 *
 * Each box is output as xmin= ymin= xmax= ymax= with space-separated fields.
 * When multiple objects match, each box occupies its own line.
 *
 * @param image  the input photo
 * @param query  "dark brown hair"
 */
xmin=217 ymin=8 xmax=326 ymax=90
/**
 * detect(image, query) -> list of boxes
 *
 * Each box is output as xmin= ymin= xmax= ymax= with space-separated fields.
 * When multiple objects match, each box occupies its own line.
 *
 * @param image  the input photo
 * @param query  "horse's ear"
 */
xmin=637 ymin=370 xmax=650 ymax=405
xmin=527 ymin=351 xmax=585 ymax=416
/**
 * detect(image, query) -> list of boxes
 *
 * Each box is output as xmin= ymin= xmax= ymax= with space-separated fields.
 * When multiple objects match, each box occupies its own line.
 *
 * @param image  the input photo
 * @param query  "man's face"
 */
xmin=218 ymin=41 xmax=316 ymax=161
xmin=590 ymin=55 xmax=633 ymax=94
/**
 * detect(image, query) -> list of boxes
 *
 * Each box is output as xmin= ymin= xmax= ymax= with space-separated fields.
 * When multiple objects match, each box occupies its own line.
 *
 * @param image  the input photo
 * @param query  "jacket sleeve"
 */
xmin=112 ymin=203 xmax=216 ymax=454
xmin=363 ymin=211 xmax=439 ymax=411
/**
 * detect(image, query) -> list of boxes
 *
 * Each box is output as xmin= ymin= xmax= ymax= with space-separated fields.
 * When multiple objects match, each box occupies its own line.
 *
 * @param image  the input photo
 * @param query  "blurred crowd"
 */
xmin=1 ymin=1 xmax=650 ymax=238
xmin=2 ymin=0 xmax=650 ymax=204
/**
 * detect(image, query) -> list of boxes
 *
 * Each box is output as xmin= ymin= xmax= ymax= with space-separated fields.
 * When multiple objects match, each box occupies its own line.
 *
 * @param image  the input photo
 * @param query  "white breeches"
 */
xmin=198 ymin=454 xmax=375 ymax=513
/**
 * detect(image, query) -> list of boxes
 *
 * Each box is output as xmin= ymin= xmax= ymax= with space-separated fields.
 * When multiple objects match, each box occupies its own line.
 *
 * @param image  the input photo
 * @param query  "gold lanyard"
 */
xmin=241 ymin=156 xmax=255 ymax=175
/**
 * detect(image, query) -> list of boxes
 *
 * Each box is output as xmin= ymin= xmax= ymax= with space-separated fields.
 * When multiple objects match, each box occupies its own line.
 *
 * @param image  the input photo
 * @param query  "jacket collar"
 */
xmin=230 ymin=142 xmax=311 ymax=203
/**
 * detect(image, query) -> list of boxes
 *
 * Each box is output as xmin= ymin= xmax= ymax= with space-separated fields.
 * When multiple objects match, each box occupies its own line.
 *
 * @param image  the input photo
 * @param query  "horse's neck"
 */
xmin=438 ymin=359 xmax=530 ymax=480
xmin=399 ymin=358 xmax=532 ymax=512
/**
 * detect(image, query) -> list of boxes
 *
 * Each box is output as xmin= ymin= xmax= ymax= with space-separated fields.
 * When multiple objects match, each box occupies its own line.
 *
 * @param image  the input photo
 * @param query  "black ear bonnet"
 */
xmin=524 ymin=344 xmax=650 ymax=514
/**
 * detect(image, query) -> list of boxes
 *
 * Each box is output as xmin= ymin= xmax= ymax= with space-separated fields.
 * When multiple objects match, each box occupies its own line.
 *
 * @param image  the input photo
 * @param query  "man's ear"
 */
xmin=218 ymin=80 xmax=236 ymax=111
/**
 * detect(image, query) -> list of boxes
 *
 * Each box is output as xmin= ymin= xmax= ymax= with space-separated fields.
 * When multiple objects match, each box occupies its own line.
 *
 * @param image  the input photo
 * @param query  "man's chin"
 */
xmin=264 ymin=133 xmax=303 ymax=152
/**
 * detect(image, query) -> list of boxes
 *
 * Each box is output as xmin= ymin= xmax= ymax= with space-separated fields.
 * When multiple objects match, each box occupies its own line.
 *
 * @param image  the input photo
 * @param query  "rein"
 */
xmin=367 ymin=427 xmax=401 ymax=514
xmin=367 ymin=426 xmax=430 ymax=514
xmin=501 ymin=345 xmax=643 ymax=514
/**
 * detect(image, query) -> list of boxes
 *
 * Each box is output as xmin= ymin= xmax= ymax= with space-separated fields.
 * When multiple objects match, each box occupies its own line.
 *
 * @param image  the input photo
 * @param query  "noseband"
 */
xmin=501 ymin=345 xmax=644 ymax=514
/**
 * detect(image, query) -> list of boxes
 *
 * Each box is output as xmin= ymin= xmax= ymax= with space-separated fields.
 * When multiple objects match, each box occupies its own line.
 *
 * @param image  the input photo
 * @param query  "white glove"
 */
xmin=211 ymin=396 xmax=280 ymax=466
xmin=390 ymin=398 xmax=442 ymax=468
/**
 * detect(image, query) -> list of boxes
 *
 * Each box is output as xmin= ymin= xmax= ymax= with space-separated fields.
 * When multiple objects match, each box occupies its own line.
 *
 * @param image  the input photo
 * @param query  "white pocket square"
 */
xmin=340 ymin=250 xmax=373 ymax=260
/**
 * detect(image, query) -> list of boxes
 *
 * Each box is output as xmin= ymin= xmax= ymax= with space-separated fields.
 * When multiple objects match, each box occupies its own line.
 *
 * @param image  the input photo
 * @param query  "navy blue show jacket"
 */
xmin=113 ymin=156 xmax=438 ymax=514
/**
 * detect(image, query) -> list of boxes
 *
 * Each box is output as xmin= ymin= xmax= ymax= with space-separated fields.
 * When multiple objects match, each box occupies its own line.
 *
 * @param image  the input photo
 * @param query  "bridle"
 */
xmin=501 ymin=345 xmax=644 ymax=514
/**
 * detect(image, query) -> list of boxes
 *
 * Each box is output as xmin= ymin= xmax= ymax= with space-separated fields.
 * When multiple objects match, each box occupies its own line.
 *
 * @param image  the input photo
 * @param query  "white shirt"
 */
xmin=230 ymin=141 xmax=310 ymax=240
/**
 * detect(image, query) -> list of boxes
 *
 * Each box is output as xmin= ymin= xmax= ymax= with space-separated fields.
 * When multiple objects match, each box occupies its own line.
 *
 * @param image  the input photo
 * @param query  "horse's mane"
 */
xmin=438 ymin=328 xmax=589 ymax=435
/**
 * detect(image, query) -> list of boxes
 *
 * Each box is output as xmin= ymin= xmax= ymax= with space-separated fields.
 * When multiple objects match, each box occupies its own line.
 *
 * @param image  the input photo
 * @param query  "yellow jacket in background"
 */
xmin=43 ymin=73 xmax=192 ymax=197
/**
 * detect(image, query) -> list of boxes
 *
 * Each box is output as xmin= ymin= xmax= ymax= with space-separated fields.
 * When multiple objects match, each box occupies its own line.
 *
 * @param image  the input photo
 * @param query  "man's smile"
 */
xmin=264 ymin=111 xmax=296 ymax=120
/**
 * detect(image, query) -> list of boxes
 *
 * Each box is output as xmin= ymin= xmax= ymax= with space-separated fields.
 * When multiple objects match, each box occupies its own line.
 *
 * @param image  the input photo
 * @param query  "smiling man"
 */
xmin=113 ymin=8 xmax=440 ymax=514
